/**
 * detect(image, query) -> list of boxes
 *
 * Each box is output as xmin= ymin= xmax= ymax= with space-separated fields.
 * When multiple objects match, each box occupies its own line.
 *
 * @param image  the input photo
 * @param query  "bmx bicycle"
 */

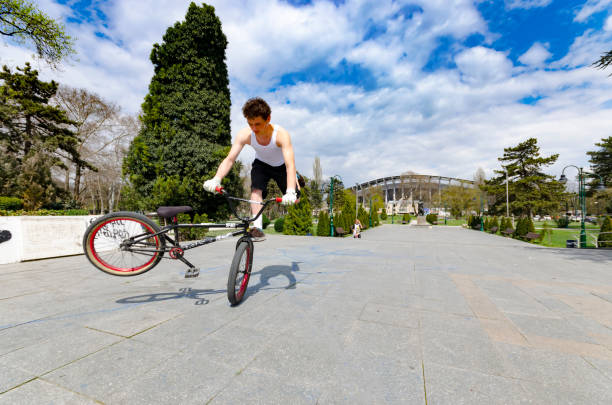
xmin=82 ymin=186 xmax=283 ymax=306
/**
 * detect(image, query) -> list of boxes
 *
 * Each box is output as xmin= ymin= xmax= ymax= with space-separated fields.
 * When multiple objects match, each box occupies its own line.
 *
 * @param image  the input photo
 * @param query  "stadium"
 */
xmin=351 ymin=172 xmax=476 ymax=215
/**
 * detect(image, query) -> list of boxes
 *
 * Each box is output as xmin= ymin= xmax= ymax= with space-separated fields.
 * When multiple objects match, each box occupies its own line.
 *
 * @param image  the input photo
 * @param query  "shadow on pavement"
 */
xmin=116 ymin=287 xmax=225 ymax=306
xmin=243 ymin=261 xmax=301 ymax=301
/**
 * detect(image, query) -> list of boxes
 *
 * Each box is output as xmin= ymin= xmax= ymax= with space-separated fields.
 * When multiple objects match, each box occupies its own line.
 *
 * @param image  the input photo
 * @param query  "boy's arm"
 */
xmin=277 ymin=128 xmax=297 ymax=204
xmin=204 ymin=129 xmax=249 ymax=192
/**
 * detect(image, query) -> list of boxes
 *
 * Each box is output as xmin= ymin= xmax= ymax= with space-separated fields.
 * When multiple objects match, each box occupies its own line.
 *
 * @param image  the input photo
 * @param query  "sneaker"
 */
xmin=248 ymin=227 xmax=266 ymax=242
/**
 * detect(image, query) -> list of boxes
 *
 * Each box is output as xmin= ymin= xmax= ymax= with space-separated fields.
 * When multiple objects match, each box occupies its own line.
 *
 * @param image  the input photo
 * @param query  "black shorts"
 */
xmin=251 ymin=159 xmax=288 ymax=199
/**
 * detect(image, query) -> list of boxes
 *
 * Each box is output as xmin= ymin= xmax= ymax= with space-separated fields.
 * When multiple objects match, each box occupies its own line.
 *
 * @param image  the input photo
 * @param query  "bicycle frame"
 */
xmin=123 ymin=190 xmax=281 ymax=258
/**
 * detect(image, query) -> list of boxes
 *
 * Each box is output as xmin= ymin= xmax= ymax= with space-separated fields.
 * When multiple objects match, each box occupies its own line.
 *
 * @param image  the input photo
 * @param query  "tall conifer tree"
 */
xmin=483 ymin=138 xmax=564 ymax=217
xmin=0 ymin=63 xmax=84 ymax=208
xmin=123 ymin=3 xmax=241 ymax=218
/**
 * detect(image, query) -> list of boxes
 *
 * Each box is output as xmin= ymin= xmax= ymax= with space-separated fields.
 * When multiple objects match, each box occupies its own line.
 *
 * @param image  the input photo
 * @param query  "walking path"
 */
xmin=1 ymin=225 xmax=611 ymax=404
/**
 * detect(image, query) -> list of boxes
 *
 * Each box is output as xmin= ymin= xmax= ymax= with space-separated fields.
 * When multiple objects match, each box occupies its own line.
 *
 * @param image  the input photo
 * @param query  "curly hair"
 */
xmin=242 ymin=97 xmax=271 ymax=120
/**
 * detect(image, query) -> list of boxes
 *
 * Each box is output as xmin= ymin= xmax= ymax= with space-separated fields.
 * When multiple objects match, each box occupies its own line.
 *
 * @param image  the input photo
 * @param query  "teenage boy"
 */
xmin=203 ymin=97 xmax=298 ymax=241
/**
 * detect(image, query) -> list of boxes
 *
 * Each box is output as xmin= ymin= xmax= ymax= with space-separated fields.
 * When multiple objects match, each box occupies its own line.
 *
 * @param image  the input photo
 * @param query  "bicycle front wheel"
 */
xmin=227 ymin=239 xmax=254 ymax=305
xmin=83 ymin=212 xmax=165 ymax=276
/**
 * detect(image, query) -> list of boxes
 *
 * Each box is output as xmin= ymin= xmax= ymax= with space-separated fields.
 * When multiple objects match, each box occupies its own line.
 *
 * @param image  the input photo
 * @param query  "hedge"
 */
xmin=0 ymin=197 xmax=24 ymax=210
xmin=0 ymin=209 xmax=90 ymax=216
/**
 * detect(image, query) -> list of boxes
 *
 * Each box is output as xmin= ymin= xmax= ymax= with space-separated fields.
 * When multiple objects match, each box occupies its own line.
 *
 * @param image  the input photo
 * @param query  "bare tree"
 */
xmin=53 ymin=86 xmax=137 ymax=210
xmin=473 ymin=167 xmax=486 ymax=187
xmin=81 ymin=114 xmax=139 ymax=212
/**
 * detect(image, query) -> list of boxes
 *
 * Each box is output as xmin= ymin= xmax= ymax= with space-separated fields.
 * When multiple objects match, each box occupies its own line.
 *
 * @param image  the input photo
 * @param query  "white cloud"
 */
xmin=455 ymin=46 xmax=514 ymax=84
xmin=574 ymin=0 xmax=612 ymax=23
xmin=519 ymin=42 xmax=552 ymax=67
xmin=2 ymin=0 xmax=612 ymax=187
xmin=605 ymin=15 xmax=612 ymax=31
xmin=505 ymin=0 xmax=553 ymax=9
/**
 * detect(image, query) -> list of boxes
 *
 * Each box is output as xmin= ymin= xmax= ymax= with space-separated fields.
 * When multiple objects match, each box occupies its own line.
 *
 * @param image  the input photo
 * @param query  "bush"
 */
xmin=0 ymin=196 xmax=24 ymax=210
xmin=468 ymin=215 xmax=482 ymax=230
xmin=0 ymin=209 xmax=89 ymax=216
xmin=262 ymin=214 xmax=271 ymax=229
xmin=598 ymin=216 xmax=612 ymax=247
xmin=283 ymin=187 xmax=313 ymax=235
xmin=402 ymin=213 xmax=411 ymax=223
xmin=316 ymin=211 xmax=330 ymax=236
xmin=426 ymin=213 xmax=437 ymax=225
xmin=490 ymin=216 xmax=499 ymax=233
xmin=274 ymin=217 xmax=285 ymax=232
xmin=514 ymin=217 xmax=534 ymax=240
xmin=380 ymin=210 xmax=387 ymax=220
xmin=556 ymin=216 xmax=570 ymax=228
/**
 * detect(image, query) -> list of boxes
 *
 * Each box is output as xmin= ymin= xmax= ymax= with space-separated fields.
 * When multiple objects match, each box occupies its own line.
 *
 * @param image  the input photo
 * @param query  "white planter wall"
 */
xmin=0 ymin=216 xmax=100 ymax=265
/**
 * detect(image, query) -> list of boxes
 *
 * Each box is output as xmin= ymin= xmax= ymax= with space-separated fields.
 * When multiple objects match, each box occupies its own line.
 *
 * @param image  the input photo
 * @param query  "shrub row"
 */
xmin=0 ymin=197 xmax=23 ymax=210
xmin=0 ymin=209 xmax=90 ymax=216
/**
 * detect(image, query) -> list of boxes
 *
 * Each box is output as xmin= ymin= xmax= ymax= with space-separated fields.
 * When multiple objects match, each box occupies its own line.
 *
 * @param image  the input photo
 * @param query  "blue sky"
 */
xmin=2 ymin=0 xmax=612 ymax=186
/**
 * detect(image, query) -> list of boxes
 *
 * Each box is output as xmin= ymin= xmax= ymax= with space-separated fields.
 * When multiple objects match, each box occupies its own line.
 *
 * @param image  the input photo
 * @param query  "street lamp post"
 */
xmin=480 ymin=193 xmax=484 ymax=231
xmin=369 ymin=198 xmax=373 ymax=228
xmin=502 ymin=166 xmax=510 ymax=218
xmin=328 ymin=175 xmax=343 ymax=237
xmin=559 ymin=166 xmax=605 ymax=248
xmin=355 ymin=183 xmax=359 ymax=219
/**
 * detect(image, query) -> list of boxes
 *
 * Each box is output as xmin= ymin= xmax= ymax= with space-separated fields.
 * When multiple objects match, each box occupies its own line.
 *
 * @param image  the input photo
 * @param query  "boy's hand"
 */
xmin=281 ymin=189 xmax=297 ymax=205
xmin=203 ymin=177 xmax=221 ymax=193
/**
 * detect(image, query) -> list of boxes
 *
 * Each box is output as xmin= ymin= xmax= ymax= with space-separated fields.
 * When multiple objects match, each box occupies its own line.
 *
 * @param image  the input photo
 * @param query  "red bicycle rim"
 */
xmin=90 ymin=218 xmax=159 ymax=273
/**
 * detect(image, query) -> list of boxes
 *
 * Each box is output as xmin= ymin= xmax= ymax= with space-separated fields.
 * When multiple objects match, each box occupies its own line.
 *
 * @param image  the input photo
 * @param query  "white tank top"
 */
xmin=250 ymin=126 xmax=285 ymax=167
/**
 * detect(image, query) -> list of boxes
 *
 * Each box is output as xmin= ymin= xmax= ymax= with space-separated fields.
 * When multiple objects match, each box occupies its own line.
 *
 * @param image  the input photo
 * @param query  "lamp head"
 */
xmin=559 ymin=174 xmax=568 ymax=184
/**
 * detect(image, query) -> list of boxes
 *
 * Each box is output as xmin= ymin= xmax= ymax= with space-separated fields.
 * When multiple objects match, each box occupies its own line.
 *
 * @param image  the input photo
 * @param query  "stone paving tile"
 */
xmin=421 ymin=329 xmax=512 ymax=377
xmin=506 ymin=313 xmax=599 ymax=344
xmin=0 ymin=363 xmax=35 ymax=394
xmin=0 ymin=378 xmax=99 ymax=404
xmin=81 ymin=304 xmax=184 ymax=338
xmin=103 ymin=356 xmax=236 ymax=405
xmin=359 ymin=302 xmax=420 ymax=328
xmin=519 ymin=380 xmax=612 ymax=405
xmin=420 ymin=311 xmax=488 ymax=339
xmin=210 ymin=368 xmax=323 ymax=404
xmin=0 ymin=326 xmax=122 ymax=376
xmin=0 ymin=319 xmax=85 ymax=355
xmin=494 ymin=342 xmax=612 ymax=394
xmin=423 ymin=363 xmax=531 ymax=405
xmin=130 ymin=311 xmax=229 ymax=350
xmin=43 ymin=338 xmax=177 ymax=400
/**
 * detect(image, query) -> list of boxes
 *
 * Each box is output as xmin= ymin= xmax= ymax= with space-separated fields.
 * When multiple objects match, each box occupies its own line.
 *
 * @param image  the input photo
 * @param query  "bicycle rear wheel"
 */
xmin=83 ymin=212 xmax=165 ymax=276
xmin=227 ymin=239 xmax=254 ymax=305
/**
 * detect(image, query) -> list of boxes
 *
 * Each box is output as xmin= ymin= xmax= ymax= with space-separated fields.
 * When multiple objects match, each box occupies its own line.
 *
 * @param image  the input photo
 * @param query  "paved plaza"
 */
xmin=1 ymin=224 xmax=611 ymax=404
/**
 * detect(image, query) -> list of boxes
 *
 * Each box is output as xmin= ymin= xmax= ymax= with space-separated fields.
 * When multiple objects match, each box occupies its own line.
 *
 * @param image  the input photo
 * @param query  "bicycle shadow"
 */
xmin=243 ymin=261 xmax=301 ymax=301
xmin=116 ymin=287 xmax=225 ymax=306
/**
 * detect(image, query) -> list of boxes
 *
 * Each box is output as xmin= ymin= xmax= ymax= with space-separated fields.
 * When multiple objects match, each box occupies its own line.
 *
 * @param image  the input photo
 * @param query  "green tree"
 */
xmin=283 ymin=186 xmax=312 ymax=235
xmin=123 ymin=3 xmax=241 ymax=218
xmin=440 ymin=184 xmax=477 ymax=218
xmin=586 ymin=137 xmax=612 ymax=192
xmin=0 ymin=63 xmax=86 ymax=209
xmin=0 ymin=0 xmax=75 ymax=66
xmin=316 ymin=210 xmax=330 ymax=236
xmin=598 ymin=216 xmax=612 ymax=247
xmin=483 ymin=138 xmax=564 ymax=217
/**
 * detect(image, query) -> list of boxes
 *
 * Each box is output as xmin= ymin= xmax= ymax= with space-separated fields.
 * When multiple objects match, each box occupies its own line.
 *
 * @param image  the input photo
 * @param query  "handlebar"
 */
xmin=213 ymin=186 xmax=294 ymax=223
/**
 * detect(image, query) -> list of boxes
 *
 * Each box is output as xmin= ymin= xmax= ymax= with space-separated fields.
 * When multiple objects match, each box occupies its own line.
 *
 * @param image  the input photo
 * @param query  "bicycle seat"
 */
xmin=157 ymin=206 xmax=193 ymax=218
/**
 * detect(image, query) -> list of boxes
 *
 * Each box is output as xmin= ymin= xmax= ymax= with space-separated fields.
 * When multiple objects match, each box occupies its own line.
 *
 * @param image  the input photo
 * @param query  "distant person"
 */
xmin=203 ymin=97 xmax=300 ymax=242
xmin=353 ymin=218 xmax=362 ymax=238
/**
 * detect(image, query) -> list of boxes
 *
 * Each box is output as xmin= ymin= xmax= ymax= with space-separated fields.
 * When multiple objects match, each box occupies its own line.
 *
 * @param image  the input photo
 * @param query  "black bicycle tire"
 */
xmin=83 ymin=211 xmax=165 ymax=276
xmin=227 ymin=239 xmax=254 ymax=305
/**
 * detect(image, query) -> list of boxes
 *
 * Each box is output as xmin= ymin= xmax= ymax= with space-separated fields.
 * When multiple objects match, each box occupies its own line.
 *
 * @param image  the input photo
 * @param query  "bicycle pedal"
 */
xmin=185 ymin=267 xmax=200 ymax=278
